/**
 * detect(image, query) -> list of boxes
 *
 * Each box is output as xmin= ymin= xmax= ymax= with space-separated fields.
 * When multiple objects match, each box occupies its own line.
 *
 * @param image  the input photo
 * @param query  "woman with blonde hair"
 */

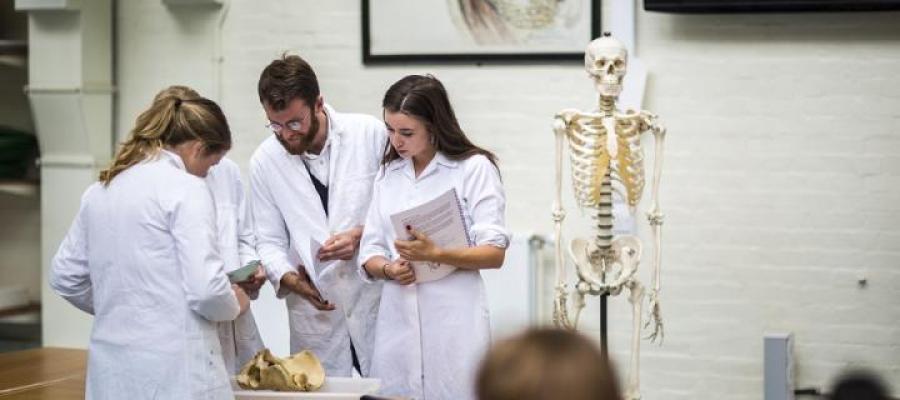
xmin=51 ymin=87 xmax=249 ymax=399
xmin=154 ymin=85 xmax=268 ymax=374
xmin=476 ymin=328 xmax=622 ymax=400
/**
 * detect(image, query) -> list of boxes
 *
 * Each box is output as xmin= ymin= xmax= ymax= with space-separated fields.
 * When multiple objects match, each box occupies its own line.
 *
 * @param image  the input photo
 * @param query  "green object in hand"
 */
xmin=228 ymin=260 xmax=261 ymax=283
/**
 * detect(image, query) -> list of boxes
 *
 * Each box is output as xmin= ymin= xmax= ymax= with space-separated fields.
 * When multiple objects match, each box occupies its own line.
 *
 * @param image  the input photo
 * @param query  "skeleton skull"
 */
xmin=585 ymin=35 xmax=628 ymax=97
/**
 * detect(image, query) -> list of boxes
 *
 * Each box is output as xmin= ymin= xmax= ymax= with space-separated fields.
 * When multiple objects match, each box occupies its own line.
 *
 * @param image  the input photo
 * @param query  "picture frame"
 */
xmin=362 ymin=0 xmax=602 ymax=63
xmin=644 ymin=0 xmax=900 ymax=13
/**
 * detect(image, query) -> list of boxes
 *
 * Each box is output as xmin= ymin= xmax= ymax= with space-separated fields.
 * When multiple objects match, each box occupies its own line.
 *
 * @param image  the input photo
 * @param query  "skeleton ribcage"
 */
xmin=616 ymin=116 xmax=646 ymax=208
xmin=566 ymin=115 xmax=647 ymax=211
xmin=567 ymin=120 xmax=609 ymax=210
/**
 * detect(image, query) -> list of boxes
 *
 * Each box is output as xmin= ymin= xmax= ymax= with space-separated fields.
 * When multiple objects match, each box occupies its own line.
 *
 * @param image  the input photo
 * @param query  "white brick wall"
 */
xmin=109 ymin=1 xmax=900 ymax=398
xmin=629 ymin=10 xmax=900 ymax=399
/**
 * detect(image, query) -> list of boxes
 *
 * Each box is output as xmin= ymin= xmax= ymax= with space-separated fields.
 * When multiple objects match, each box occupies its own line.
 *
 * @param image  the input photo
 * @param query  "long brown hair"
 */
xmin=98 ymin=86 xmax=231 ymax=185
xmin=381 ymin=74 xmax=497 ymax=168
xmin=476 ymin=328 xmax=622 ymax=400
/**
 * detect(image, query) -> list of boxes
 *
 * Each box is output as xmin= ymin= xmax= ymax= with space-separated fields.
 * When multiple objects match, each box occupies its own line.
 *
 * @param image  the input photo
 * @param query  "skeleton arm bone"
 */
xmin=643 ymin=111 xmax=666 ymax=343
xmin=552 ymin=111 xmax=574 ymax=329
xmin=553 ymin=110 xmax=578 ymax=283
xmin=645 ymin=112 xmax=666 ymax=291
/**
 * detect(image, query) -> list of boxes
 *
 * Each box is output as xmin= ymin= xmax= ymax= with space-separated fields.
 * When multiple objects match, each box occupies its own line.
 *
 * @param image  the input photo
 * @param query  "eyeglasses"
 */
xmin=266 ymin=108 xmax=311 ymax=135
xmin=266 ymin=120 xmax=304 ymax=135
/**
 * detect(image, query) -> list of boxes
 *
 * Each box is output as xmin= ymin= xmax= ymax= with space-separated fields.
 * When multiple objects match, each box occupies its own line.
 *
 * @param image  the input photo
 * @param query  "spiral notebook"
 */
xmin=389 ymin=188 xmax=473 ymax=283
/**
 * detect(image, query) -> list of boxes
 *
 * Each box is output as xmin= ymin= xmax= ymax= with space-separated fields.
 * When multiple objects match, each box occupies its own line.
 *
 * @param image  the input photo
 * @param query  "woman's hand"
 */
xmin=237 ymin=264 xmax=266 ymax=299
xmin=386 ymin=258 xmax=416 ymax=285
xmin=394 ymin=228 xmax=440 ymax=262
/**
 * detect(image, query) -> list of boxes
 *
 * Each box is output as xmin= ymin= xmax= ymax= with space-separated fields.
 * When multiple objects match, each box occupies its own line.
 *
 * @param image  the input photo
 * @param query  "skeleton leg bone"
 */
xmin=625 ymin=279 xmax=645 ymax=400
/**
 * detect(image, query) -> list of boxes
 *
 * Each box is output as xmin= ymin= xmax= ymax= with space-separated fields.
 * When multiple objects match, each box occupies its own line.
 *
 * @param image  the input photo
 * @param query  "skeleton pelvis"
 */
xmin=568 ymin=235 xmax=642 ymax=295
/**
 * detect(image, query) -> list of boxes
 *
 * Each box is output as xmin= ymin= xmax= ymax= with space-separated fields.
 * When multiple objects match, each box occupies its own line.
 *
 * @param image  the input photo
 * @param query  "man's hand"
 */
xmin=280 ymin=269 xmax=335 ymax=311
xmin=232 ymin=284 xmax=250 ymax=315
xmin=394 ymin=228 xmax=439 ymax=262
xmin=318 ymin=227 xmax=363 ymax=261
xmin=237 ymin=265 xmax=266 ymax=299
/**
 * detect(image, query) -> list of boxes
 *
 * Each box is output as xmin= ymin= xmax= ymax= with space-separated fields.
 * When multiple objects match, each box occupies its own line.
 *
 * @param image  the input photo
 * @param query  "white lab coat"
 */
xmin=207 ymin=158 xmax=266 ymax=374
xmin=250 ymin=104 xmax=386 ymax=376
xmin=50 ymin=150 xmax=239 ymax=400
xmin=358 ymin=152 xmax=510 ymax=400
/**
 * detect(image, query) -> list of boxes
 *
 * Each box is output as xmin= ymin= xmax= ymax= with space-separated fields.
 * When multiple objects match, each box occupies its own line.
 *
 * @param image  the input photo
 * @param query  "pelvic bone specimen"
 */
xmin=552 ymin=34 xmax=666 ymax=400
xmin=236 ymin=349 xmax=325 ymax=392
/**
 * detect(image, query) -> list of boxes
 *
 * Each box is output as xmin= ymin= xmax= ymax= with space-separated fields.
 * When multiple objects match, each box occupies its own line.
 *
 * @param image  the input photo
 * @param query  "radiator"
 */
xmin=481 ymin=233 xmax=548 ymax=341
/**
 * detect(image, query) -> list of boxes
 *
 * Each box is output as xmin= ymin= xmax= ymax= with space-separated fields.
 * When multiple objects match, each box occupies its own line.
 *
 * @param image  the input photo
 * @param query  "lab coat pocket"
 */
xmin=287 ymin=293 xmax=334 ymax=336
xmin=186 ymin=335 xmax=223 ymax=397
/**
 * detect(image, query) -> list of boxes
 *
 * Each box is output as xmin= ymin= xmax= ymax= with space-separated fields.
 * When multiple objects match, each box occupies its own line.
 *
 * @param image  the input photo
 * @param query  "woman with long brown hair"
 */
xmin=359 ymin=74 xmax=509 ymax=399
xmin=50 ymin=87 xmax=249 ymax=399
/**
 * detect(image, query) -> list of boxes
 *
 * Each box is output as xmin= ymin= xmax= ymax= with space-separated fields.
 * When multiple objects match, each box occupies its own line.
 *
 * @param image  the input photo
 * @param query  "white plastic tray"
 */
xmin=232 ymin=377 xmax=380 ymax=400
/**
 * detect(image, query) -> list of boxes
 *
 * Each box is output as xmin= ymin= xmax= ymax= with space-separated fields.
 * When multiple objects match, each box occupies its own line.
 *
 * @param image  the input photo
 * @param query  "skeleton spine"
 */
xmin=593 ymin=173 xmax=614 ymax=255
xmin=595 ymin=95 xmax=616 ymax=259
xmin=599 ymin=96 xmax=616 ymax=116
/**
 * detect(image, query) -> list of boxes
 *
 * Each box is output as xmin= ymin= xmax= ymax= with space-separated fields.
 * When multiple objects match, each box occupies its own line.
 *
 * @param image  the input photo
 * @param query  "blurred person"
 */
xmin=476 ymin=328 xmax=622 ymax=400
xmin=830 ymin=369 xmax=891 ymax=400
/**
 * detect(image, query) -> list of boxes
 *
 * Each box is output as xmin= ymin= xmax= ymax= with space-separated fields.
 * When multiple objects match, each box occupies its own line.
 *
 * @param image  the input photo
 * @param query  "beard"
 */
xmin=277 ymin=114 xmax=320 ymax=156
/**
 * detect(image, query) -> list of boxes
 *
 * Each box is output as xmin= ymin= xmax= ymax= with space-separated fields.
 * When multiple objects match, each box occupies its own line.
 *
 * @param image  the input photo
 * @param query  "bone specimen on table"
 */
xmin=236 ymin=348 xmax=325 ymax=392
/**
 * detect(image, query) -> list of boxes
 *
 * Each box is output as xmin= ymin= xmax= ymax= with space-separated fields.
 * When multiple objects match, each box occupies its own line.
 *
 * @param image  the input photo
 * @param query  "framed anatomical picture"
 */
xmin=362 ymin=0 xmax=602 ymax=63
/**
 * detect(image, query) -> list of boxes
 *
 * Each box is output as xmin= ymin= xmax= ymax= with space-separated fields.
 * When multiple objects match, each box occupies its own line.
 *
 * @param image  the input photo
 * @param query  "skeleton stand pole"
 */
xmin=601 ymin=294 xmax=609 ymax=361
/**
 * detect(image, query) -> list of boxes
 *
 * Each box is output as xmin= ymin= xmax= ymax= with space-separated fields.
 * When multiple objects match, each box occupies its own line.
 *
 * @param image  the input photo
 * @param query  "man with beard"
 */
xmin=249 ymin=55 xmax=386 ymax=377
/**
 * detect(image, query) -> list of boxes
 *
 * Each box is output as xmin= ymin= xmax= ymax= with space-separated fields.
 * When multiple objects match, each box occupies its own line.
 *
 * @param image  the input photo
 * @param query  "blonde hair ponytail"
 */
xmin=99 ymin=98 xmax=178 ymax=185
xmin=99 ymin=86 xmax=230 ymax=185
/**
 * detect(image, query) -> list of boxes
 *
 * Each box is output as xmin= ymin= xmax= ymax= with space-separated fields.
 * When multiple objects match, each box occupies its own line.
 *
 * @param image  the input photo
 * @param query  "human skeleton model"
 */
xmin=552 ymin=35 xmax=666 ymax=400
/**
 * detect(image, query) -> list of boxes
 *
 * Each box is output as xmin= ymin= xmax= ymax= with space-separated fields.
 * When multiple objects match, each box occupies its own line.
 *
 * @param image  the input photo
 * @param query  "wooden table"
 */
xmin=0 ymin=348 xmax=86 ymax=399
